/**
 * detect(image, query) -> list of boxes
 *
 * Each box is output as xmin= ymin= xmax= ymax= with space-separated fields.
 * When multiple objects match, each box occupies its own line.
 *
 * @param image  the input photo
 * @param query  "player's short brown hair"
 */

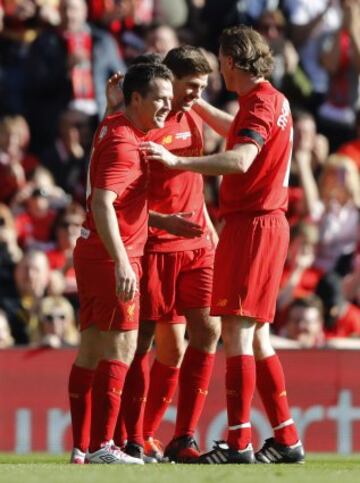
xmin=122 ymin=63 xmax=173 ymax=105
xmin=220 ymin=25 xmax=274 ymax=78
xmin=163 ymin=45 xmax=212 ymax=79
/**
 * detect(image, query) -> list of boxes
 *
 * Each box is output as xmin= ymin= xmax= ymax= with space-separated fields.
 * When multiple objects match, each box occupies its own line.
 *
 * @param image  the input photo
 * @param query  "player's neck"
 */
xmin=124 ymin=108 xmax=148 ymax=133
xmin=235 ymin=73 xmax=267 ymax=97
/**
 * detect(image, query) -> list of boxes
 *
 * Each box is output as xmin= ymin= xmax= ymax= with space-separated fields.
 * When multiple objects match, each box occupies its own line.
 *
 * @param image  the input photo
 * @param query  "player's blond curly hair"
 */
xmin=220 ymin=25 xmax=274 ymax=78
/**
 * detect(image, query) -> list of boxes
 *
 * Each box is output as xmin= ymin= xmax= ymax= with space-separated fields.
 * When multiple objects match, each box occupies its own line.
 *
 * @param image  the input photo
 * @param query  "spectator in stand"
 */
xmin=11 ymin=165 xmax=70 ymax=213
xmin=0 ymin=249 xmax=51 ymax=344
xmin=47 ymin=202 xmax=85 ymax=296
xmin=342 ymin=248 xmax=360 ymax=306
xmin=255 ymin=9 xmax=313 ymax=110
xmin=276 ymin=222 xmax=323 ymax=330
xmin=0 ymin=115 xmax=29 ymax=204
xmin=277 ymin=296 xmax=326 ymax=348
xmin=296 ymin=153 xmax=360 ymax=272
xmin=144 ymin=22 xmax=179 ymax=56
xmin=41 ymin=108 xmax=93 ymax=203
xmin=14 ymin=186 xmax=58 ymax=251
xmin=0 ymin=1 xmax=3 ymax=32
xmin=0 ymin=309 xmax=14 ymax=348
xmin=292 ymin=109 xmax=329 ymax=184
xmin=201 ymin=0 xmax=282 ymax=52
xmin=316 ymin=271 xmax=360 ymax=338
xmin=337 ymin=109 xmax=360 ymax=171
xmin=25 ymin=0 xmax=125 ymax=154
xmin=30 ymin=295 xmax=79 ymax=348
xmin=318 ymin=0 xmax=360 ymax=151
xmin=283 ymin=0 xmax=342 ymax=113
xmin=0 ymin=0 xmax=39 ymax=116
xmin=288 ymin=110 xmax=329 ymax=227
xmin=0 ymin=203 xmax=22 ymax=302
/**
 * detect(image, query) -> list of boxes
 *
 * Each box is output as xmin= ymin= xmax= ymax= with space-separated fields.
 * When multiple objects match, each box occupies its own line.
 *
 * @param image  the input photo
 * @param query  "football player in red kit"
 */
xmin=68 ymin=63 xmax=173 ymax=464
xmin=141 ymin=26 xmax=304 ymax=465
xmin=107 ymin=48 xmax=221 ymax=463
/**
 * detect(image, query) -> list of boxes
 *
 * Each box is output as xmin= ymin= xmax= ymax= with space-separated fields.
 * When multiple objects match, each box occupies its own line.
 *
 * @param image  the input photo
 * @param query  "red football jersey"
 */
xmin=76 ymin=113 xmax=149 ymax=260
xmin=146 ymin=110 xmax=210 ymax=252
xmin=221 ymin=81 xmax=293 ymax=216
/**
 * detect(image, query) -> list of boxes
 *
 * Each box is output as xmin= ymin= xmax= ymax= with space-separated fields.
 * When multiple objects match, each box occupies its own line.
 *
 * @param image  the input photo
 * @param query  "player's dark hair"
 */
xmin=163 ymin=45 xmax=212 ymax=79
xmin=220 ymin=25 xmax=274 ymax=78
xmin=131 ymin=52 xmax=164 ymax=66
xmin=122 ymin=63 xmax=173 ymax=106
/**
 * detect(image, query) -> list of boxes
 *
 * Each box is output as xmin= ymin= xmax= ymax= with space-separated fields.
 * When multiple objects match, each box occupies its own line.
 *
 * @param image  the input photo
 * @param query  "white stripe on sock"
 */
xmin=229 ymin=422 xmax=251 ymax=430
xmin=272 ymin=418 xmax=294 ymax=431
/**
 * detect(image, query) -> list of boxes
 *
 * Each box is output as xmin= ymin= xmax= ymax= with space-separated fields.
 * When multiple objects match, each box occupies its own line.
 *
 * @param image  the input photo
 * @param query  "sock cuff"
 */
xmin=184 ymin=346 xmax=216 ymax=369
xmin=227 ymin=354 xmax=255 ymax=371
xmin=153 ymin=358 xmax=180 ymax=375
xmin=71 ymin=364 xmax=95 ymax=381
xmin=97 ymin=359 xmax=129 ymax=378
xmin=132 ymin=352 xmax=150 ymax=365
xmin=256 ymin=354 xmax=279 ymax=368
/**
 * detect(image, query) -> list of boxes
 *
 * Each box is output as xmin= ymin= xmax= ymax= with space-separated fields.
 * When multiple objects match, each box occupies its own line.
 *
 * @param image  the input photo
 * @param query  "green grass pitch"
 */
xmin=1 ymin=454 xmax=360 ymax=483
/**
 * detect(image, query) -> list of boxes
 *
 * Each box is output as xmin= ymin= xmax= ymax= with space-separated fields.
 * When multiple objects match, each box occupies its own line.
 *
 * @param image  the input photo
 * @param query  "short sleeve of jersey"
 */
xmin=233 ymin=95 xmax=275 ymax=150
xmin=93 ymin=135 xmax=139 ymax=195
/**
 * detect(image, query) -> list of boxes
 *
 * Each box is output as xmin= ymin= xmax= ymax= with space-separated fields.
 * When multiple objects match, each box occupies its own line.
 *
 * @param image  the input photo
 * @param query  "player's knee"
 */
xmin=137 ymin=321 xmax=155 ymax=353
xmin=157 ymin=342 xmax=184 ymax=367
xmin=188 ymin=318 xmax=221 ymax=352
xmin=75 ymin=349 xmax=101 ymax=369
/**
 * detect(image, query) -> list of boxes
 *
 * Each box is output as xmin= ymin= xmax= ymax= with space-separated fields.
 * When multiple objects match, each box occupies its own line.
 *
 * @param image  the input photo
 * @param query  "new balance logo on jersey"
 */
xmin=277 ymin=99 xmax=290 ymax=131
xmin=175 ymin=131 xmax=191 ymax=140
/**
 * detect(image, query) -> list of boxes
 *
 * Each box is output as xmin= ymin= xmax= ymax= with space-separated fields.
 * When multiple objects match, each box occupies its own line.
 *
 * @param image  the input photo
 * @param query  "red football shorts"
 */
xmin=74 ymin=251 xmax=142 ymax=332
xmin=211 ymin=212 xmax=289 ymax=323
xmin=140 ymin=248 xmax=214 ymax=323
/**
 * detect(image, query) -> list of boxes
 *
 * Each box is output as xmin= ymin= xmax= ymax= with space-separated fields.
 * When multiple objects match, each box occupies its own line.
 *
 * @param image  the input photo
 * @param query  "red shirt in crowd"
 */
xmin=325 ymin=304 xmax=360 ymax=338
xmin=15 ymin=210 xmax=57 ymax=248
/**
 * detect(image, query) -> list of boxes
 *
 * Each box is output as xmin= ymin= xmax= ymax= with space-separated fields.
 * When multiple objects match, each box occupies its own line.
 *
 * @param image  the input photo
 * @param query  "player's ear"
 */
xmin=228 ymin=55 xmax=235 ymax=70
xmin=131 ymin=91 xmax=142 ymax=106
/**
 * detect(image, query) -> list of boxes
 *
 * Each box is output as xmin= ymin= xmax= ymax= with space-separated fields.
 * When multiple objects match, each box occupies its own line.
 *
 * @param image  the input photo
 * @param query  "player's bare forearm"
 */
xmin=91 ymin=189 xmax=129 ymax=265
xmin=149 ymin=210 xmax=203 ymax=238
xmin=193 ymin=98 xmax=233 ymax=137
xmin=141 ymin=141 xmax=258 ymax=175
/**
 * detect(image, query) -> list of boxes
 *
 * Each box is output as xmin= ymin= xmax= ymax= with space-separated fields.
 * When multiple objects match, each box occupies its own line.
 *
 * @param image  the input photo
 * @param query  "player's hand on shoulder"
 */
xmin=106 ymin=72 xmax=124 ymax=113
xmin=140 ymin=141 xmax=179 ymax=169
xmin=115 ymin=260 xmax=137 ymax=302
xmin=163 ymin=211 xmax=203 ymax=238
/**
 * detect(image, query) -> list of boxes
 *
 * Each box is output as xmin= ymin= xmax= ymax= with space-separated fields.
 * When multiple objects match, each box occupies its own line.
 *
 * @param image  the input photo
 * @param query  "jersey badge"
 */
xmin=127 ymin=302 xmax=136 ymax=321
xmin=161 ymin=135 xmax=173 ymax=145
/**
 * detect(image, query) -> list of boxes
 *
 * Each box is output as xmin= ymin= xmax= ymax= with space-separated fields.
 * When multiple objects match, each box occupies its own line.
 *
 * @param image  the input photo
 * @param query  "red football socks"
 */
xmin=226 ymin=355 xmax=256 ymax=450
xmin=68 ymin=364 xmax=95 ymax=453
xmin=143 ymin=359 xmax=179 ymax=439
xmin=89 ymin=359 xmax=128 ymax=453
xmin=174 ymin=347 xmax=215 ymax=438
xmin=256 ymin=354 xmax=299 ymax=446
xmin=115 ymin=352 xmax=150 ymax=447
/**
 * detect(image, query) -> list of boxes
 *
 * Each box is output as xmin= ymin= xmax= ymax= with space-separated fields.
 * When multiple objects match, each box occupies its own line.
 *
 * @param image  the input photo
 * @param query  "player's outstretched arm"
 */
xmin=91 ymin=188 xmax=137 ymax=302
xmin=193 ymin=98 xmax=234 ymax=137
xmin=140 ymin=141 xmax=258 ymax=176
xmin=149 ymin=210 xmax=203 ymax=238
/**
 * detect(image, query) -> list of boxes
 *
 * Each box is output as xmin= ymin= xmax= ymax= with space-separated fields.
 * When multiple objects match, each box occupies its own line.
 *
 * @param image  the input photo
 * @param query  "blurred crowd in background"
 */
xmin=0 ymin=0 xmax=360 ymax=350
